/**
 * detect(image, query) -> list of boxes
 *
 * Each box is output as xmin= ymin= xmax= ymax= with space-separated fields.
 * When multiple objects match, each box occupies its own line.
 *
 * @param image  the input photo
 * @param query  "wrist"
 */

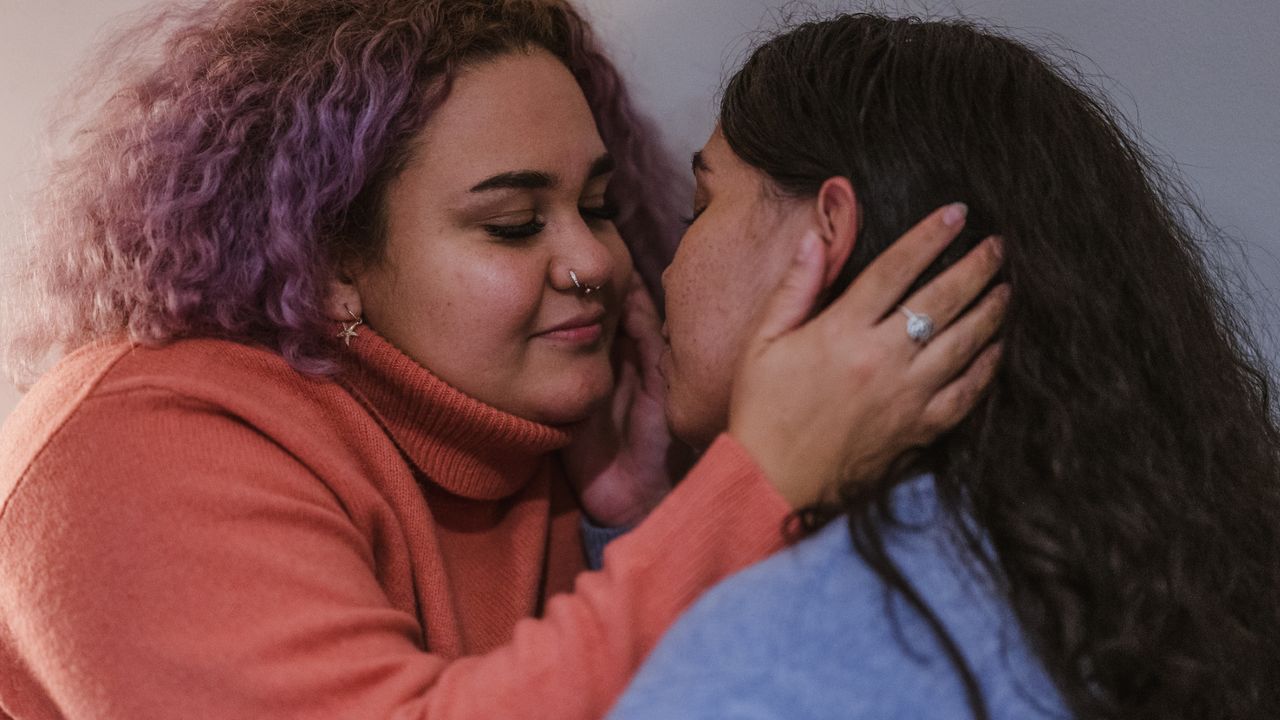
xmin=727 ymin=426 xmax=809 ymax=509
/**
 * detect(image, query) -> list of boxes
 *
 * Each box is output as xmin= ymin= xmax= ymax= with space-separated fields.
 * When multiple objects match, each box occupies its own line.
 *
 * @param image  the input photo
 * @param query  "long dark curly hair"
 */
xmin=720 ymin=13 xmax=1280 ymax=720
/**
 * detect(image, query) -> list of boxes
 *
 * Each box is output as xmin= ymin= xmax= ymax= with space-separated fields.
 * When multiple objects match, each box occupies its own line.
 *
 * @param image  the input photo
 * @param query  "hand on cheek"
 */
xmin=561 ymin=274 xmax=679 ymax=527
xmin=728 ymin=204 xmax=1008 ymax=508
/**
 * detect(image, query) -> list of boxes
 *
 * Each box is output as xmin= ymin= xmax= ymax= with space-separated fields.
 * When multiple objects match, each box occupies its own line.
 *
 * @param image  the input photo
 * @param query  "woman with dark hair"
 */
xmin=609 ymin=13 xmax=1280 ymax=720
xmin=0 ymin=2 xmax=1004 ymax=718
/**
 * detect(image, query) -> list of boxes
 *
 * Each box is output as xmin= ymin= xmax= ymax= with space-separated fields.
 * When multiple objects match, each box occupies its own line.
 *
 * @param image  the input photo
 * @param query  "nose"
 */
xmin=550 ymin=214 xmax=616 ymax=295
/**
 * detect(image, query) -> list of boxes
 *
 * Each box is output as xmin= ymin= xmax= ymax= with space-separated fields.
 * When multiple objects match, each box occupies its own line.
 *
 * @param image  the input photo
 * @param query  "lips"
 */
xmin=535 ymin=310 xmax=607 ymax=344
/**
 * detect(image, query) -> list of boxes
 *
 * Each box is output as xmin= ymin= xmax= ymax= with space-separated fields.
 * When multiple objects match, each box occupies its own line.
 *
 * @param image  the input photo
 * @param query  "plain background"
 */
xmin=1 ymin=0 xmax=1277 ymax=425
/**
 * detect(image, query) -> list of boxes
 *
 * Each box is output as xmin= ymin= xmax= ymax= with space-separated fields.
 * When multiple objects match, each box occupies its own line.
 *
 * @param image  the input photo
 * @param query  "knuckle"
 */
xmin=923 ymin=409 xmax=952 ymax=438
xmin=981 ymin=238 xmax=1003 ymax=270
xmin=911 ymin=415 xmax=943 ymax=445
xmin=952 ymin=382 xmax=981 ymax=415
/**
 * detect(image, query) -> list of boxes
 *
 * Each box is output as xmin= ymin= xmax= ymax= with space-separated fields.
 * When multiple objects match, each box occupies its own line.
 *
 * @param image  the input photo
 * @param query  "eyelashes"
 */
xmin=484 ymin=219 xmax=546 ymax=240
xmin=484 ymin=202 xmax=620 ymax=241
xmin=580 ymin=202 xmax=620 ymax=223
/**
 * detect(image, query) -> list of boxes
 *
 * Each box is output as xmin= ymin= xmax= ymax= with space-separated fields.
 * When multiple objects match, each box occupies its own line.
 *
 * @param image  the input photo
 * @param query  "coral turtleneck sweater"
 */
xmin=0 ymin=330 xmax=790 ymax=719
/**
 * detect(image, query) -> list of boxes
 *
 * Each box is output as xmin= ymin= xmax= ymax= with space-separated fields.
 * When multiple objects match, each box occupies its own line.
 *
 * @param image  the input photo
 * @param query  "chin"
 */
xmin=533 ymin=397 xmax=605 ymax=426
xmin=664 ymin=397 xmax=721 ymax=451
xmin=528 ymin=366 xmax=615 ymax=426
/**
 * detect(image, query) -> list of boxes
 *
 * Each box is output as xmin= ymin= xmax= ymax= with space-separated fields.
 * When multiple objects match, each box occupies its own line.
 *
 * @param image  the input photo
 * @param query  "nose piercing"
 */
xmin=569 ymin=269 xmax=602 ymax=295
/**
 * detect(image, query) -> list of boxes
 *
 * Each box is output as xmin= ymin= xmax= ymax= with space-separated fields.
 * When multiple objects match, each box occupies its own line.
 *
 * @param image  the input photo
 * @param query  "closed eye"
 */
xmin=484 ymin=218 xmax=546 ymax=241
xmin=581 ymin=201 xmax=620 ymax=223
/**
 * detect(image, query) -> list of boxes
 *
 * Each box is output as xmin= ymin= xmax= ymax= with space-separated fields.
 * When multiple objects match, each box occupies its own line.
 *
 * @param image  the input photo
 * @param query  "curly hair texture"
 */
xmin=721 ymin=14 xmax=1280 ymax=720
xmin=3 ymin=0 xmax=685 ymax=387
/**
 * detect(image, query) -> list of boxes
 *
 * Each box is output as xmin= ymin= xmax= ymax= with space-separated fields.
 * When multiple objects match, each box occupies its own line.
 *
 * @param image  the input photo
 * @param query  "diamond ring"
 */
xmin=898 ymin=305 xmax=935 ymax=344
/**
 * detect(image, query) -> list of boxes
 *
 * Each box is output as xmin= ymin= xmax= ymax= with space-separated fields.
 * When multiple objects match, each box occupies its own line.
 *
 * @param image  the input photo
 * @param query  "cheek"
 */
xmin=364 ymin=240 xmax=545 ymax=368
xmin=443 ymin=251 xmax=543 ymax=337
xmin=663 ymin=209 xmax=803 ymax=442
xmin=667 ymin=224 xmax=769 ymax=365
xmin=663 ymin=232 xmax=756 ymax=438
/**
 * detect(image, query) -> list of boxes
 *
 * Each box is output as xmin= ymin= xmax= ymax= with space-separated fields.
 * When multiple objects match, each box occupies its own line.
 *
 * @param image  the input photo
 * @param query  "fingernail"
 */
xmin=943 ymin=202 xmax=968 ymax=228
xmin=990 ymin=235 xmax=1005 ymax=262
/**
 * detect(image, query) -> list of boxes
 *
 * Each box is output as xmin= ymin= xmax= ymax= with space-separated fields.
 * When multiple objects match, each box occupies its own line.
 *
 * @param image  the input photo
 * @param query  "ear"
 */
xmin=325 ymin=272 xmax=363 ymax=323
xmin=813 ymin=176 xmax=859 ymax=289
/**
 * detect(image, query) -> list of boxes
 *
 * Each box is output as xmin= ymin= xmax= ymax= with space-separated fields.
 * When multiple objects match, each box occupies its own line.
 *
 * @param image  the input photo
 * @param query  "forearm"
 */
xmin=1 ymin=434 xmax=788 ymax=719
xmin=421 ymin=435 xmax=789 ymax=717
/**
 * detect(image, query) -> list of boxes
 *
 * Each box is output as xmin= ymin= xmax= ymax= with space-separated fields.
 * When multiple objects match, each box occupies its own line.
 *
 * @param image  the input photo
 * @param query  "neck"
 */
xmin=339 ymin=329 xmax=572 ymax=500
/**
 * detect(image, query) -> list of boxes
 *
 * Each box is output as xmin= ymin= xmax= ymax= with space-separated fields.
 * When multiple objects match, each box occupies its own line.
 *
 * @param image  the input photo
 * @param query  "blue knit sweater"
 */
xmin=608 ymin=477 xmax=1072 ymax=720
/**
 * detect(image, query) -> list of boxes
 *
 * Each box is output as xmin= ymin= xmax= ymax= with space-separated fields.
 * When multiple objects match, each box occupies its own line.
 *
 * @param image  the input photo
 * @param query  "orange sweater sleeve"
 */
xmin=0 ymin=387 xmax=789 ymax=719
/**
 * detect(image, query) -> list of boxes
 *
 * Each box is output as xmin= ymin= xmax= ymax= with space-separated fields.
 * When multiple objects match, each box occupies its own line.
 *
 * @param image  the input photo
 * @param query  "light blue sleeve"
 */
xmin=606 ymin=523 xmax=920 ymax=720
xmin=606 ymin=561 xmax=803 ymax=720
xmin=580 ymin=515 xmax=631 ymax=571
xmin=606 ymin=502 xmax=1072 ymax=720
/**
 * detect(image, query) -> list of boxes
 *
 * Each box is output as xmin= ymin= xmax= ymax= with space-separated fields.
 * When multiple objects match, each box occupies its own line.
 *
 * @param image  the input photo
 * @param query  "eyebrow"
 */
xmin=469 ymin=170 xmax=553 ymax=193
xmin=469 ymin=153 xmax=615 ymax=193
xmin=588 ymin=154 xmax=616 ymax=180
xmin=691 ymin=151 xmax=711 ymax=175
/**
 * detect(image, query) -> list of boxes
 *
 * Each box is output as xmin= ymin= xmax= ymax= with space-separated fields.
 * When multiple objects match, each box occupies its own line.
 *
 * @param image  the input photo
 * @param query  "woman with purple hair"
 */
xmin=0 ymin=1 xmax=1003 ymax=718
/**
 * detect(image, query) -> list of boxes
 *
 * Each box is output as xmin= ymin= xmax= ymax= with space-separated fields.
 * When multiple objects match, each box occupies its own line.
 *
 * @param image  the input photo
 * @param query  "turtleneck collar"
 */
xmin=338 ymin=329 xmax=572 ymax=501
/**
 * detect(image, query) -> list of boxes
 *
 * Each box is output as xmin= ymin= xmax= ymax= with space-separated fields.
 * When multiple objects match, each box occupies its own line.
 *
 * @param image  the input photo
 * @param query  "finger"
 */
xmin=890 ymin=235 xmax=1003 ymax=339
xmin=823 ymin=202 xmax=969 ymax=324
xmin=918 ymin=341 xmax=1003 ymax=438
xmin=618 ymin=275 xmax=666 ymax=392
xmin=913 ymin=284 xmax=1009 ymax=389
xmin=610 ymin=333 xmax=642 ymax=421
xmin=751 ymin=230 xmax=825 ymax=344
xmin=622 ymin=273 xmax=665 ymax=365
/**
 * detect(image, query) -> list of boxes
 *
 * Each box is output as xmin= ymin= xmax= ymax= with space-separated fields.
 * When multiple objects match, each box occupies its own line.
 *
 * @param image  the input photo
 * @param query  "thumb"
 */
xmin=752 ymin=230 xmax=825 ymax=344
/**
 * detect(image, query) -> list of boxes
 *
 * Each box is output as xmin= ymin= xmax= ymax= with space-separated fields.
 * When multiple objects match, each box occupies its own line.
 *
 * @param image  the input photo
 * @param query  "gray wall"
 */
xmin=2 ymin=0 xmax=1277 ymax=424
xmin=0 ymin=0 xmax=164 ymax=422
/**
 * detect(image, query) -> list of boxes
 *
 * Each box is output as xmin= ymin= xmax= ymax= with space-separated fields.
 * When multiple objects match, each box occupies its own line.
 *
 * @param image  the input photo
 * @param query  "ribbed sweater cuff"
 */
xmin=601 ymin=433 xmax=793 ymax=634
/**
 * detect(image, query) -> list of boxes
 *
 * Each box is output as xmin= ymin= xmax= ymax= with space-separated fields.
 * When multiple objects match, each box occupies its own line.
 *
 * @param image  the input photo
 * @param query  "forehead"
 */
xmin=408 ymin=49 xmax=606 ymax=189
xmin=696 ymin=129 xmax=771 ymax=198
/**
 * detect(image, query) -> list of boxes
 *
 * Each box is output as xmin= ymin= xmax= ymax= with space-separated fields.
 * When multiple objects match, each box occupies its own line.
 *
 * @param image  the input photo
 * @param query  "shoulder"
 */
xmin=5 ymin=336 xmax=355 ymax=448
xmin=0 ymin=338 xmax=389 ymax=600
xmin=609 ymin=478 xmax=1070 ymax=720
xmin=608 ymin=521 xmax=885 ymax=719
xmin=90 ymin=337 xmax=345 ymax=419
xmin=0 ymin=338 xmax=369 ymax=529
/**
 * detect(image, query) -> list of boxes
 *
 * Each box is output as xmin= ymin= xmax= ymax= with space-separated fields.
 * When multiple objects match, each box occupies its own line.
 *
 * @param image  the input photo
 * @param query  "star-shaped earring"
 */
xmin=337 ymin=306 xmax=363 ymax=347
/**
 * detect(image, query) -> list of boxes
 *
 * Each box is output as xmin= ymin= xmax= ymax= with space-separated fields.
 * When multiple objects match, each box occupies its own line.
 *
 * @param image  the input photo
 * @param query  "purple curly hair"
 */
xmin=4 ymin=0 xmax=686 ymax=387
